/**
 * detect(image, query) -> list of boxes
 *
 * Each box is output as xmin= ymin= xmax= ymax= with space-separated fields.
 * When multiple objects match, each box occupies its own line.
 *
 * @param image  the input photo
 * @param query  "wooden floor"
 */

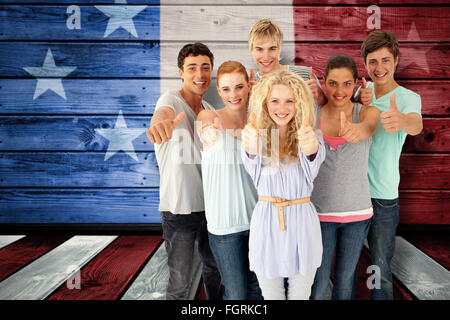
xmin=0 ymin=232 xmax=448 ymax=300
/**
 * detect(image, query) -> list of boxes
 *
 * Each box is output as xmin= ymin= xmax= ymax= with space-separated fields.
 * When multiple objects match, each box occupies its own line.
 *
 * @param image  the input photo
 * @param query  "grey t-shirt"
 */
xmin=154 ymin=90 xmax=214 ymax=214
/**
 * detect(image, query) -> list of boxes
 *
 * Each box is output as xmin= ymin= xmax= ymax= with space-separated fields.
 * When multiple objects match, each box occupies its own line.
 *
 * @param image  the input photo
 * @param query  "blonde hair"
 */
xmin=248 ymin=18 xmax=283 ymax=52
xmin=248 ymin=69 xmax=316 ymax=165
xmin=217 ymin=61 xmax=249 ymax=87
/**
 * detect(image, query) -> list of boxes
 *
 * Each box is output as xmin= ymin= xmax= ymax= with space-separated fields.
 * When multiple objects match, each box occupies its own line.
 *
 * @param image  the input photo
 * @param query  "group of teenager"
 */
xmin=146 ymin=19 xmax=423 ymax=300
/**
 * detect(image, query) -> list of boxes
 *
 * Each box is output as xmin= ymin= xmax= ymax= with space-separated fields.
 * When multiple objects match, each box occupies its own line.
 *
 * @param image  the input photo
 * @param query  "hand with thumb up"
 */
xmin=200 ymin=116 xmax=222 ymax=150
xmin=242 ymin=111 xmax=260 ymax=155
xmin=339 ymin=111 xmax=362 ymax=143
xmin=297 ymin=113 xmax=319 ymax=156
xmin=380 ymin=93 xmax=404 ymax=133
xmin=359 ymin=77 xmax=373 ymax=106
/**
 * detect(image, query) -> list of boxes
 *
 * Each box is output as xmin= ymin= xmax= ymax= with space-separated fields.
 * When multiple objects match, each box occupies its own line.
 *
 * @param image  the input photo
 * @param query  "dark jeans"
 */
xmin=367 ymin=198 xmax=399 ymax=300
xmin=161 ymin=211 xmax=222 ymax=300
xmin=310 ymin=218 xmax=372 ymax=300
xmin=208 ymin=230 xmax=263 ymax=300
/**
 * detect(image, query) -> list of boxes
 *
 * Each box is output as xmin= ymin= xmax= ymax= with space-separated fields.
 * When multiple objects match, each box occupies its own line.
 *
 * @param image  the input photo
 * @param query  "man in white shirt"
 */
xmin=146 ymin=43 xmax=221 ymax=300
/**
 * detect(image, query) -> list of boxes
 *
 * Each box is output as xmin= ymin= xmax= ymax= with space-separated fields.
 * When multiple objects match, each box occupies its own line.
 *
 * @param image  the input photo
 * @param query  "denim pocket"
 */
xmin=373 ymin=198 xmax=399 ymax=209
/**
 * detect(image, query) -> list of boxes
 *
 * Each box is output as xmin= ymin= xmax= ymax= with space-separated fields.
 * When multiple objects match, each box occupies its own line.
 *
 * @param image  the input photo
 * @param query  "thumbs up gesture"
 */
xmin=249 ymin=69 xmax=256 ymax=91
xmin=339 ymin=111 xmax=362 ymax=143
xmin=380 ymin=93 xmax=404 ymax=133
xmin=199 ymin=116 xmax=222 ymax=149
xmin=242 ymin=112 xmax=260 ymax=155
xmin=306 ymin=67 xmax=321 ymax=101
xmin=146 ymin=111 xmax=186 ymax=144
xmin=297 ymin=113 xmax=319 ymax=156
xmin=359 ymin=78 xmax=373 ymax=106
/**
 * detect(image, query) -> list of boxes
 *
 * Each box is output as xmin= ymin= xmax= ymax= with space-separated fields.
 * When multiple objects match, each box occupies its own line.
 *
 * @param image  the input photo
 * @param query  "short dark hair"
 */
xmin=177 ymin=42 xmax=214 ymax=70
xmin=324 ymin=54 xmax=358 ymax=81
xmin=361 ymin=30 xmax=399 ymax=63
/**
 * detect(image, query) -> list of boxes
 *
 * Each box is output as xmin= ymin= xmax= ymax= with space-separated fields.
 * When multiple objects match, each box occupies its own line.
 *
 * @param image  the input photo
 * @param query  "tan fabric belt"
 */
xmin=258 ymin=196 xmax=311 ymax=231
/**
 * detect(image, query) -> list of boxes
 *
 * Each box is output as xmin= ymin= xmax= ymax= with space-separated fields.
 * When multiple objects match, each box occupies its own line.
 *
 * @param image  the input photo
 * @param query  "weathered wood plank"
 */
xmin=396 ymin=80 xmax=450 ymax=116
xmin=0 ymin=42 xmax=160 ymax=78
xmin=1 ymin=42 xmax=446 ymax=79
xmin=0 ymin=152 xmax=160 ymax=187
xmin=0 ymin=235 xmax=25 ymax=249
xmin=0 ymin=5 xmax=159 ymax=40
xmin=5 ymin=1 xmax=450 ymax=5
xmin=0 ymin=189 xmax=161 ymax=224
xmin=161 ymin=42 xmax=449 ymax=79
xmin=0 ymin=235 xmax=117 ymax=300
xmin=121 ymin=240 xmax=201 ymax=300
xmin=391 ymin=236 xmax=450 ymax=300
xmin=399 ymin=154 xmax=449 ymax=189
xmin=161 ymin=6 xmax=450 ymax=41
xmin=0 ymin=116 xmax=151 ymax=151
xmin=403 ymin=118 xmax=450 ymax=153
xmin=399 ymin=190 xmax=450 ymax=224
xmin=0 ymin=79 xmax=160 ymax=115
xmin=0 ymin=235 xmax=72 ymax=282
xmin=401 ymin=233 xmax=450 ymax=271
xmin=48 ymin=235 xmax=162 ymax=300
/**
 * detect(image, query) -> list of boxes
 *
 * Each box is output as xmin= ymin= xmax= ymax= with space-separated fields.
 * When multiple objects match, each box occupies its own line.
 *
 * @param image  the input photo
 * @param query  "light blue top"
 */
xmin=364 ymin=82 xmax=422 ymax=199
xmin=201 ymin=113 xmax=258 ymax=235
xmin=241 ymin=131 xmax=326 ymax=278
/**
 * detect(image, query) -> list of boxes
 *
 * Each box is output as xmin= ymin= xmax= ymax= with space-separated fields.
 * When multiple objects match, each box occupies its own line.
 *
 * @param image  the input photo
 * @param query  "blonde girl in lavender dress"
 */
xmin=241 ymin=69 xmax=325 ymax=300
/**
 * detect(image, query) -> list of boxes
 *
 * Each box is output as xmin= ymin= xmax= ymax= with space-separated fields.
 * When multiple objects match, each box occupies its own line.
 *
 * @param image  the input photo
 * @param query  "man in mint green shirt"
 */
xmin=359 ymin=31 xmax=423 ymax=300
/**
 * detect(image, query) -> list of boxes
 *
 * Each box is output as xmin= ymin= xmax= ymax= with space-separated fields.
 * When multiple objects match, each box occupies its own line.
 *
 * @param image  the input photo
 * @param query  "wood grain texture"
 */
xmin=401 ymin=233 xmax=450 ymax=271
xmin=399 ymin=154 xmax=449 ymax=189
xmin=391 ymin=236 xmax=450 ymax=300
xmin=0 ymin=189 xmax=161 ymax=224
xmin=48 ymin=235 xmax=162 ymax=300
xmin=0 ymin=235 xmax=72 ymax=282
xmin=403 ymin=118 xmax=450 ymax=152
xmin=0 ymin=5 xmax=159 ymax=40
xmin=121 ymin=240 xmax=202 ymax=300
xmin=0 ymin=235 xmax=117 ymax=300
xmin=0 ymin=42 xmax=160 ymax=78
xmin=399 ymin=190 xmax=450 ymax=224
xmin=0 ymin=116 xmax=151 ymax=151
xmin=0 ymin=79 xmax=160 ymax=115
xmin=0 ymin=152 xmax=160 ymax=187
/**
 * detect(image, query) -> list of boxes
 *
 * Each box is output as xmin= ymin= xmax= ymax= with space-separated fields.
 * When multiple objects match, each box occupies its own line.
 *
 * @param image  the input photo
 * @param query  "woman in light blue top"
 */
xmin=197 ymin=61 xmax=262 ymax=300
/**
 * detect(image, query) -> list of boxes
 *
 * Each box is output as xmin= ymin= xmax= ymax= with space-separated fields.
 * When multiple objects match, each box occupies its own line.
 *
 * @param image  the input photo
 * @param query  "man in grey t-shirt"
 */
xmin=146 ymin=43 xmax=221 ymax=300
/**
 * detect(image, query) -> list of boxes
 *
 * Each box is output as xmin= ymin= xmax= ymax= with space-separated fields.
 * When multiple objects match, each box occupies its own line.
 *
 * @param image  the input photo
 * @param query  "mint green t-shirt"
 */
xmin=366 ymin=82 xmax=421 ymax=199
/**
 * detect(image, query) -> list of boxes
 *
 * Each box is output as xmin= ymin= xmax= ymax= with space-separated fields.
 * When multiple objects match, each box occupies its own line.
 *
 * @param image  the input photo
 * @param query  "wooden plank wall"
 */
xmin=0 ymin=0 xmax=449 ymax=227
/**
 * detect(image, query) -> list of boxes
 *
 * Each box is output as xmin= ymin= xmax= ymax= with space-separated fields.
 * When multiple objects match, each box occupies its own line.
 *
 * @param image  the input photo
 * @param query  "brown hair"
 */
xmin=361 ymin=30 xmax=399 ymax=63
xmin=177 ymin=42 xmax=214 ymax=70
xmin=217 ymin=61 xmax=249 ymax=87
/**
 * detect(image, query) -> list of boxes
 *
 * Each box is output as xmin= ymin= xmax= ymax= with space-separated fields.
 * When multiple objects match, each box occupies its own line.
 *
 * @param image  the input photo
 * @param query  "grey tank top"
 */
xmin=311 ymin=103 xmax=373 ymax=216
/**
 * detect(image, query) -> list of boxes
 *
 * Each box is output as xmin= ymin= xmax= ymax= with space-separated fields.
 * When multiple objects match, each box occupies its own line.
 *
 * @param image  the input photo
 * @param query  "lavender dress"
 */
xmin=241 ymin=131 xmax=325 ymax=279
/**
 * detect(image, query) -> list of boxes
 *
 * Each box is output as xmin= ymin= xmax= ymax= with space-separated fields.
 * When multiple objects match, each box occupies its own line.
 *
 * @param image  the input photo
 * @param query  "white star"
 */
xmin=23 ymin=49 xmax=76 ymax=100
xmin=95 ymin=110 xmax=146 ymax=161
xmin=399 ymin=22 xmax=430 ymax=73
xmin=95 ymin=0 xmax=147 ymax=38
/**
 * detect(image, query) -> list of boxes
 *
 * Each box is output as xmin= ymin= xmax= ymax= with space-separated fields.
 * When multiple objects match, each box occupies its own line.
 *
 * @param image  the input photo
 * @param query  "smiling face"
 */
xmin=267 ymin=84 xmax=296 ymax=130
xmin=251 ymin=38 xmax=282 ymax=75
xmin=179 ymin=54 xmax=212 ymax=97
xmin=325 ymin=67 xmax=356 ymax=106
xmin=365 ymin=46 xmax=398 ymax=87
xmin=217 ymin=72 xmax=250 ymax=112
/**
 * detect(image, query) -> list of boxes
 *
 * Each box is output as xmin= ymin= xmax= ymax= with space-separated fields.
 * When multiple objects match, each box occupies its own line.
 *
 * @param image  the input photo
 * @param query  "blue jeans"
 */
xmin=208 ymin=230 xmax=263 ymax=300
xmin=310 ymin=218 xmax=372 ymax=300
xmin=162 ymin=211 xmax=222 ymax=300
xmin=367 ymin=198 xmax=399 ymax=300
